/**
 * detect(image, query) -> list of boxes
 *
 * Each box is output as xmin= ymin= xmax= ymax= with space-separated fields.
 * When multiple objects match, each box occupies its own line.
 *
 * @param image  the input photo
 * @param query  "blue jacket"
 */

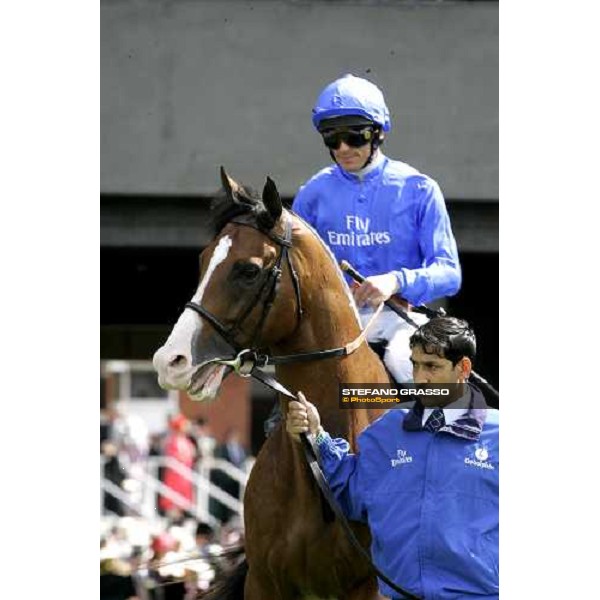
xmin=292 ymin=155 xmax=461 ymax=306
xmin=316 ymin=388 xmax=499 ymax=599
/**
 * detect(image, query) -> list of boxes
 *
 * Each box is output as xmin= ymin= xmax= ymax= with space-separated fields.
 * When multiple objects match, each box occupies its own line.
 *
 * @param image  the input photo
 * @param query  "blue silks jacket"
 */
xmin=292 ymin=155 xmax=461 ymax=306
xmin=316 ymin=388 xmax=499 ymax=599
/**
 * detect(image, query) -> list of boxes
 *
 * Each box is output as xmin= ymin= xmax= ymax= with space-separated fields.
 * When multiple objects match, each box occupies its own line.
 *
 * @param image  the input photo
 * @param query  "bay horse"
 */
xmin=153 ymin=168 xmax=392 ymax=599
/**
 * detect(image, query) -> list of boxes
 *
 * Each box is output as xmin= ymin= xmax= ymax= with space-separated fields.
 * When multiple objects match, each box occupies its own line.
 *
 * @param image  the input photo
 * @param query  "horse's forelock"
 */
xmin=211 ymin=184 xmax=265 ymax=234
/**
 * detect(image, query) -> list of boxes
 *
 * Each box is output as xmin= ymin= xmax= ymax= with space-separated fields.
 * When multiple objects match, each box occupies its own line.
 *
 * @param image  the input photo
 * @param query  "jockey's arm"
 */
xmin=390 ymin=178 xmax=461 ymax=306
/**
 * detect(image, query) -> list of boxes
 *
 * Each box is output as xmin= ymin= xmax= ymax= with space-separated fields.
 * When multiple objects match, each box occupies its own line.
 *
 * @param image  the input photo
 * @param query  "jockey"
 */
xmin=292 ymin=74 xmax=461 ymax=383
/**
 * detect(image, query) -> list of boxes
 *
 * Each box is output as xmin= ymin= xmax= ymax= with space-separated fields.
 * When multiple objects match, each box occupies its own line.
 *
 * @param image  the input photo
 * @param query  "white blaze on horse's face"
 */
xmin=153 ymin=235 xmax=233 ymax=397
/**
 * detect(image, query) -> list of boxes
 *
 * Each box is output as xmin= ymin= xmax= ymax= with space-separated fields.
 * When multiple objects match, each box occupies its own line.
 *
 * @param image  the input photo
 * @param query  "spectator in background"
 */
xmin=100 ymin=557 xmax=139 ymax=600
xmin=108 ymin=405 xmax=150 ymax=514
xmin=103 ymin=524 xmax=134 ymax=560
xmin=112 ymin=405 xmax=150 ymax=478
xmin=194 ymin=522 xmax=217 ymax=556
xmin=101 ymin=407 xmax=113 ymax=450
xmin=219 ymin=517 xmax=244 ymax=548
xmin=148 ymin=430 xmax=167 ymax=515
xmin=210 ymin=428 xmax=248 ymax=524
xmin=104 ymin=404 xmax=149 ymax=512
xmin=215 ymin=517 xmax=246 ymax=577
xmin=218 ymin=427 xmax=247 ymax=468
xmin=102 ymin=440 xmax=127 ymax=516
xmin=188 ymin=417 xmax=216 ymax=461
xmin=163 ymin=522 xmax=222 ymax=598
xmin=100 ymin=532 xmax=139 ymax=600
xmin=147 ymin=532 xmax=186 ymax=600
xmin=129 ymin=546 xmax=150 ymax=600
xmin=158 ymin=414 xmax=197 ymax=523
xmin=148 ymin=432 xmax=166 ymax=461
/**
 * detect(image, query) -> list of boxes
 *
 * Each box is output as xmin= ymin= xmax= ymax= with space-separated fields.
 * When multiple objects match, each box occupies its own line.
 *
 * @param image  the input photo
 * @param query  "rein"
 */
xmin=186 ymin=211 xmax=420 ymax=599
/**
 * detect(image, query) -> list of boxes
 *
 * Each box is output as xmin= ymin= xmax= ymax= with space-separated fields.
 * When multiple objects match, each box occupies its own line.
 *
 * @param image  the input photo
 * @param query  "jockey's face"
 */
xmin=320 ymin=122 xmax=382 ymax=172
xmin=332 ymin=142 xmax=371 ymax=173
xmin=331 ymin=139 xmax=373 ymax=173
xmin=410 ymin=345 xmax=471 ymax=405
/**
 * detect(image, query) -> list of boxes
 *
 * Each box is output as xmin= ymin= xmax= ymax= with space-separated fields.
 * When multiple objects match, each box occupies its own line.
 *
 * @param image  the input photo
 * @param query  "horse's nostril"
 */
xmin=169 ymin=355 xmax=187 ymax=369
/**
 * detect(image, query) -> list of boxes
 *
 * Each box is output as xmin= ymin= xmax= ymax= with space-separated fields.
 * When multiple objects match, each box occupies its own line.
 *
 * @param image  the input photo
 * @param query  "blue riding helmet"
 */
xmin=312 ymin=74 xmax=391 ymax=133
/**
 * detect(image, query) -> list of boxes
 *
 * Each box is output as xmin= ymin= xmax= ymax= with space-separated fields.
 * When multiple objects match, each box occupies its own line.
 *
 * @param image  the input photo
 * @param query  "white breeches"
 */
xmin=359 ymin=306 xmax=429 ymax=383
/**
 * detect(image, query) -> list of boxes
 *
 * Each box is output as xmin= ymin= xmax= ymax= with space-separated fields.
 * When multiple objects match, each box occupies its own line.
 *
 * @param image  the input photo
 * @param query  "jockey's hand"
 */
xmin=286 ymin=391 xmax=322 ymax=442
xmin=352 ymin=273 xmax=399 ymax=308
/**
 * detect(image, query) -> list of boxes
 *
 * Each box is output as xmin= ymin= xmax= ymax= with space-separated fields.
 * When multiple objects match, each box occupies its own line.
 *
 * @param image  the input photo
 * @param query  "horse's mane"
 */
xmin=211 ymin=184 xmax=273 ymax=235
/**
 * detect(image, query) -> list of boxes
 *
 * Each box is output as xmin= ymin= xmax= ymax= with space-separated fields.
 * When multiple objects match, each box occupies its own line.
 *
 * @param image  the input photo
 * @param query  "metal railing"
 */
xmin=100 ymin=455 xmax=254 ymax=527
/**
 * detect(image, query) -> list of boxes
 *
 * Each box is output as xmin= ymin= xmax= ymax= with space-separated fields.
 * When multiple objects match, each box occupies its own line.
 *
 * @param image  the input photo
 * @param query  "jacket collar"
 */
xmin=403 ymin=384 xmax=489 ymax=441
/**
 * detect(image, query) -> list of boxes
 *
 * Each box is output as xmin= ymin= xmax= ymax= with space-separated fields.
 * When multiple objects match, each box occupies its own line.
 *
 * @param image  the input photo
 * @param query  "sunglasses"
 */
xmin=321 ymin=127 xmax=375 ymax=150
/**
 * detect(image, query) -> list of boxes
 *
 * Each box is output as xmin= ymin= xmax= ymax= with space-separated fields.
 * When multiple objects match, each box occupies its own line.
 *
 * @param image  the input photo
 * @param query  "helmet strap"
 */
xmin=363 ymin=127 xmax=384 ymax=168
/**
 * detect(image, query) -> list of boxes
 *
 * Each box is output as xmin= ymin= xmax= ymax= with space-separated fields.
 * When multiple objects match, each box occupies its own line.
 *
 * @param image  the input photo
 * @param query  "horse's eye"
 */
xmin=235 ymin=263 xmax=261 ymax=283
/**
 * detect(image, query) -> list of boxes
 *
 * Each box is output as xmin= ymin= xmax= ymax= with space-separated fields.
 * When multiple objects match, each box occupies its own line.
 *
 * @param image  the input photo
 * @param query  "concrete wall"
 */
xmin=101 ymin=0 xmax=498 ymax=200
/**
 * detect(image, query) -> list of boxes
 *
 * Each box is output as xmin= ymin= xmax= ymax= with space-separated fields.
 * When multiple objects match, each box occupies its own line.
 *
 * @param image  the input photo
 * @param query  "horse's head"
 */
xmin=153 ymin=168 xmax=301 ymax=402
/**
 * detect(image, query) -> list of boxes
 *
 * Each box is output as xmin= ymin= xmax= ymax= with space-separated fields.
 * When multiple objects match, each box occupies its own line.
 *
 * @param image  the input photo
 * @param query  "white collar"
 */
xmin=341 ymin=150 xmax=384 ymax=180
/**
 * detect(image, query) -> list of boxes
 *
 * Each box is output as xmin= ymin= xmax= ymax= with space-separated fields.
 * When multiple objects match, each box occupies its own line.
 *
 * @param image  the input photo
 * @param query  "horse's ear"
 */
xmin=220 ymin=166 xmax=240 ymax=202
xmin=262 ymin=176 xmax=282 ymax=223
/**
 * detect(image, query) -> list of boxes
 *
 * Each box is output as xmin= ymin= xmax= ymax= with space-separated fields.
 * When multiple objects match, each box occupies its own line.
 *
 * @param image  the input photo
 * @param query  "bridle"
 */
xmin=184 ymin=212 xmax=303 ymax=390
xmin=184 ymin=210 xmax=377 ymax=396
xmin=186 ymin=213 xmax=300 ymax=358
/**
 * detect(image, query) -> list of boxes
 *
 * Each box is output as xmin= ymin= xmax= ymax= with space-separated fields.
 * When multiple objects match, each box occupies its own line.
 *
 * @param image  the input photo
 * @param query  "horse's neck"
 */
xmin=273 ymin=233 xmax=389 ymax=441
xmin=276 ymin=307 xmax=387 ymax=441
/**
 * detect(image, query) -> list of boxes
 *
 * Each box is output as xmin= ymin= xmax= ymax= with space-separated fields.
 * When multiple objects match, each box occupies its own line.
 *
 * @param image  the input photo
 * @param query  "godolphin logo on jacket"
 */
xmin=327 ymin=215 xmax=392 ymax=247
xmin=464 ymin=445 xmax=495 ymax=470
xmin=391 ymin=448 xmax=413 ymax=467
